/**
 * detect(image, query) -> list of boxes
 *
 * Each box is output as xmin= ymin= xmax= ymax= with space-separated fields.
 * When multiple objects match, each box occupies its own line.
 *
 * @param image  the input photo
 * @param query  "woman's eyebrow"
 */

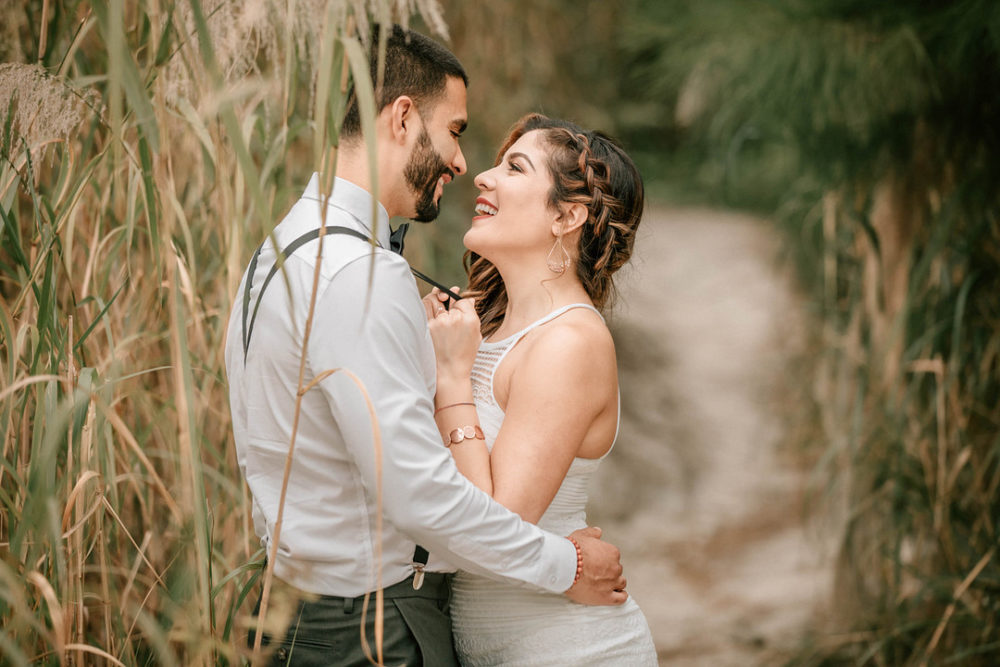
xmin=507 ymin=152 xmax=535 ymax=171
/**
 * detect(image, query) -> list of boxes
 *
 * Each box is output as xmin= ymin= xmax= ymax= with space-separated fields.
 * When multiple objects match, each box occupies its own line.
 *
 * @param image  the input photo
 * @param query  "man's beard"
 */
xmin=404 ymin=128 xmax=452 ymax=222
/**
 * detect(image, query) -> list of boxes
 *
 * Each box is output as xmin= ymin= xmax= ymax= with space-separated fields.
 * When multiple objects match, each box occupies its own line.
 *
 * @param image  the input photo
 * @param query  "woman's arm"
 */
xmin=433 ymin=396 xmax=494 ymax=495
xmin=425 ymin=290 xmax=494 ymax=494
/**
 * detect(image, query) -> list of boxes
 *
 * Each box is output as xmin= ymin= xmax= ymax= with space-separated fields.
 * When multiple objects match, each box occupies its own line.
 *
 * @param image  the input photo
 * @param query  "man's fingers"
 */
xmin=435 ymin=288 xmax=452 ymax=310
xmin=433 ymin=286 xmax=459 ymax=301
xmin=575 ymin=526 xmax=602 ymax=540
xmin=422 ymin=294 xmax=438 ymax=320
xmin=432 ymin=286 xmax=460 ymax=311
xmin=425 ymin=288 xmax=446 ymax=315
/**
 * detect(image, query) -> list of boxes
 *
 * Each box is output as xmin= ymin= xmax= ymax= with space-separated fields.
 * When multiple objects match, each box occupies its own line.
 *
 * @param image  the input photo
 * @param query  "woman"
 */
xmin=424 ymin=113 xmax=656 ymax=666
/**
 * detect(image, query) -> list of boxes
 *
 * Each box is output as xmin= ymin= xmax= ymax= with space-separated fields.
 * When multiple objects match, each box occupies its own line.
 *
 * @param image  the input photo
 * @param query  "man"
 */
xmin=224 ymin=25 xmax=627 ymax=665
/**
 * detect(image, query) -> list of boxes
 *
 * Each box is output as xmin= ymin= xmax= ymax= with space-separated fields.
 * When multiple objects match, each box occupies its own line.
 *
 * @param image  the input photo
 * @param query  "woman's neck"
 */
xmin=489 ymin=263 xmax=592 ymax=340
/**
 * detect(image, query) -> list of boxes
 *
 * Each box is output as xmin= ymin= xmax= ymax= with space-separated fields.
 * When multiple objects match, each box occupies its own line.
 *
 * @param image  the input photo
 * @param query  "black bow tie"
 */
xmin=389 ymin=223 xmax=409 ymax=254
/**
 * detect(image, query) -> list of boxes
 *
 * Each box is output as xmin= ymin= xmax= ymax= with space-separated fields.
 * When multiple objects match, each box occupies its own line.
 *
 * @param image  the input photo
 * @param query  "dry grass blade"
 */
xmin=252 ymin=11 xmax=390 ymax=665
xmin=100 ymin=497 xmax=167 ymax=591
xmin=61 ymin=644 xmax=127 ymax=667
xmin=96 ymin=401 xmax=183 ymax=522
xmin=0 ymin=375 xmax=64 ymax=403
xmin=920 ymin=548 xmax=996 ymax=664
xmin=249 ymin=352 xmax=387 ymax=664
xmin=118 ymin=531 xmax=153 ymax=620
xmin=25 ymin=572 xmax=65 ymax=659
xmin=60 ymin=470 xmax=102 ymax=536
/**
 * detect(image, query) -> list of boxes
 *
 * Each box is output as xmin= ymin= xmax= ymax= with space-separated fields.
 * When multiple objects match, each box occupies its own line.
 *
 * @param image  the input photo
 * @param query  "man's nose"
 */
xmin=452 ymin=145 xmax=467 ymax=176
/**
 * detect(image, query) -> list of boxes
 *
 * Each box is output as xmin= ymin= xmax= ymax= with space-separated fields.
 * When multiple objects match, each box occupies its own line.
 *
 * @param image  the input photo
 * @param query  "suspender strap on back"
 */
xmin=241 ymin=226 xmax=371 ymax=362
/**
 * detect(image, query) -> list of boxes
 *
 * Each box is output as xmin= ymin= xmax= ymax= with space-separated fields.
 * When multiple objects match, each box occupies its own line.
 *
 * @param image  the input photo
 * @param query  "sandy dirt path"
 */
xmin=588 ymin=207 xmax=835 ymax=665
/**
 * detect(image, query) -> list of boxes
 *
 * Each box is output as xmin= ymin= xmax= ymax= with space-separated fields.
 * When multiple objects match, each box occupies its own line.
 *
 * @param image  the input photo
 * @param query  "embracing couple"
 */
xmin=224 ymin=24 xmax=656 ymax=666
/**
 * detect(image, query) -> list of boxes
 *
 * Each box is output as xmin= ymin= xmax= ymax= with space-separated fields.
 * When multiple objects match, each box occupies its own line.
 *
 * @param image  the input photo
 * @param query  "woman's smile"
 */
xmin=473 ymin=196 xmax=498 ymax=221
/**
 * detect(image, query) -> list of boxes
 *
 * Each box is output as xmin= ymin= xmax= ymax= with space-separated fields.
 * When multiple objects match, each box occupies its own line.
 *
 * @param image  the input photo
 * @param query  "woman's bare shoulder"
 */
xmin=521 ymin=308 xmax=617 ymax=375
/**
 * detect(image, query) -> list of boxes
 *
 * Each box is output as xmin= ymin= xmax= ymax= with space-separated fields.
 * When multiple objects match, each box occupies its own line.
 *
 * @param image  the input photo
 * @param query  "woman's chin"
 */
xmin=462 ymin=230 xmax=487 ymax=257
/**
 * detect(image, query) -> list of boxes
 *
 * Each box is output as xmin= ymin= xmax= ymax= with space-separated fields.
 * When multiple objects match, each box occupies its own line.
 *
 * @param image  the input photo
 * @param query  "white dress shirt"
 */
xmin=224 ymin=175 xmax=577 ymax=597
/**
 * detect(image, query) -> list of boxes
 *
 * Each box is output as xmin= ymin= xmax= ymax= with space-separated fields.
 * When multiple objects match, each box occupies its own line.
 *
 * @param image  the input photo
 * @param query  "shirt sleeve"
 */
xmin=306 ymin=252 xmax=577 ymax=593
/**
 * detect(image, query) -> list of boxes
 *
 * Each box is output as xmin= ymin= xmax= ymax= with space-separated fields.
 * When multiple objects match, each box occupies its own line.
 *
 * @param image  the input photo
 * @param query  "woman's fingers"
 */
xmin=451 ymin=295 xmax=476 ymax=317
xmin=428 ymin=294 xmax=482 ymax=380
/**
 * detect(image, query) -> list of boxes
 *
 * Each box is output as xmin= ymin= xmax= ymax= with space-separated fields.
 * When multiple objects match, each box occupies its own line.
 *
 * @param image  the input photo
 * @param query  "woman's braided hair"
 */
xmin=464 ymin=113 xmax=644 ymax=336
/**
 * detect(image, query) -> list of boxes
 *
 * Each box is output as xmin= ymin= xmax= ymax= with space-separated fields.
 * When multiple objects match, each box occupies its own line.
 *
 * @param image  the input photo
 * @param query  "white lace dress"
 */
xmin=450 ymin=304 xmax=657 ymax=666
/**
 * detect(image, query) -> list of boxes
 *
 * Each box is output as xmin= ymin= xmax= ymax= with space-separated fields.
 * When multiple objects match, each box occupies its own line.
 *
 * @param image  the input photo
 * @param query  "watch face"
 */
xmin=462 ymin=425 xmax=476 ymax=439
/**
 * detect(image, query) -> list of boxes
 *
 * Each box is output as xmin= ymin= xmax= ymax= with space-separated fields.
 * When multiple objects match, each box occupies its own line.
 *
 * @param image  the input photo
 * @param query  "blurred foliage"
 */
xmin=614 ymin=0 xmax=1000 ymax=664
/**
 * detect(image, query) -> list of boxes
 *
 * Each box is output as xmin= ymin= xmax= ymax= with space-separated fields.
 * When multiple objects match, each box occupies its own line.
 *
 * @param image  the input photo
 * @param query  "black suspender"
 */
xmin=240 ymin=224 xmax=431 ymax=589
xmin=242 ymin=226 xmax=372 ymax=362
xmin=241 ymin=226 xmax=462 ymax=362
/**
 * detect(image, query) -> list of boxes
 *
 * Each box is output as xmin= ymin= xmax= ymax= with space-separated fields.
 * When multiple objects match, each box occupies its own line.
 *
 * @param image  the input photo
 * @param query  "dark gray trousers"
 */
xmin=248 ymin=573 xmax=458 ymax=666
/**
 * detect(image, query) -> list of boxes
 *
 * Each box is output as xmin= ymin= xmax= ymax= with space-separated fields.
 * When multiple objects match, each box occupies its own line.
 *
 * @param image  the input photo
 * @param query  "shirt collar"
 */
xmin=301 ymin=174 xmax=392 ymax=249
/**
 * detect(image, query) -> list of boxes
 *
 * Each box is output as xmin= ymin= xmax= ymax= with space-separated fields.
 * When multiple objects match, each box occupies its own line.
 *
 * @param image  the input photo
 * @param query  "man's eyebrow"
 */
xmin=508 ymin=151 xmax=535 ymax=171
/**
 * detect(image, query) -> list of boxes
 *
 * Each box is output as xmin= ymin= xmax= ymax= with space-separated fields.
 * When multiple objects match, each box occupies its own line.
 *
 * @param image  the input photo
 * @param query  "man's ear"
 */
xmin=553 ymin=202 xmax=588 ymax=236
xmin=388 ymin=95 xmax=415 ymax=144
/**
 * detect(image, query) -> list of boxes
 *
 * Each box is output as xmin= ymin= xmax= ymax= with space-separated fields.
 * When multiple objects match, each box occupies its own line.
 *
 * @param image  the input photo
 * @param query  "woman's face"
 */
xmin=463 ymin=130 xmax=557 ymax=262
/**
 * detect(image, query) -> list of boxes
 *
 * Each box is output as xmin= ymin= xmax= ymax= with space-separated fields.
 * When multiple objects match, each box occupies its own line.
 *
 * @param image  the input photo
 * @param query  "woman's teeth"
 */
xmin=475 ymin=202 xmax=498 ymax=216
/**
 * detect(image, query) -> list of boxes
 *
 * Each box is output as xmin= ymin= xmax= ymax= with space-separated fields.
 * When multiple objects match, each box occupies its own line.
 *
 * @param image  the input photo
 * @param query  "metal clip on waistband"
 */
xmin=412 ymin=545 xmax=429 ymax=590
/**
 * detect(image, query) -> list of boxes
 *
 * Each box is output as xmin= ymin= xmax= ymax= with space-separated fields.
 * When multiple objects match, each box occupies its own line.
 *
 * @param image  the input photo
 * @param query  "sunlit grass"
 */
xmin=0 ymin=1 xmax=444 ymax=664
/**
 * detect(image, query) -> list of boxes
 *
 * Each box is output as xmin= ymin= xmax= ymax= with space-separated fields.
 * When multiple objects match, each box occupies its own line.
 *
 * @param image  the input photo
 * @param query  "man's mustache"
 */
xmin=430 ymin=167 xmax=455 ymax=187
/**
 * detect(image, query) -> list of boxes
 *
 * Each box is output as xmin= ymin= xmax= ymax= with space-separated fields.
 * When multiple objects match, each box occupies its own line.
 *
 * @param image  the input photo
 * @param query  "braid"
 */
xmin=569 ymin=131 xmax=640 ymax=309
xmin=464 ymin=113 xmax=644 ymax=332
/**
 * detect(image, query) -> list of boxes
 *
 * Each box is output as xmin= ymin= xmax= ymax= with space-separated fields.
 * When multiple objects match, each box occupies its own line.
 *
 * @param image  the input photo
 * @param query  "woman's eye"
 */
xmin=508 ymin=162 xmax=523 ymax=173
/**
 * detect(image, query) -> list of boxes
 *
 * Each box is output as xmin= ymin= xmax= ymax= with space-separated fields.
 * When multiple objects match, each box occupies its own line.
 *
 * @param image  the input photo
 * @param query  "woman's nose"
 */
xmin=474 ymin=168 xmax=494 ymax=191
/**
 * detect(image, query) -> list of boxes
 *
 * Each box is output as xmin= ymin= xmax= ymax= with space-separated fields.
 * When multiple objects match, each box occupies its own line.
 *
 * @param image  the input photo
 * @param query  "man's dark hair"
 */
xmin=341 ymin=25 xmax=468 ymax=139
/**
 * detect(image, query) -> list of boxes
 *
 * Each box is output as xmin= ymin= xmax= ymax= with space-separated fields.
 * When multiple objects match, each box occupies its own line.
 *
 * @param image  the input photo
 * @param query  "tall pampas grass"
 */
xmin=0 ymin=1 xmax=446 ymax=664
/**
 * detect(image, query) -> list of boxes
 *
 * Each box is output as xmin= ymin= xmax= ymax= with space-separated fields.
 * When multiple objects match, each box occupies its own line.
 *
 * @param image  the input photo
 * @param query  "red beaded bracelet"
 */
xmin=567 ymin=537 xmax=583 ymax=585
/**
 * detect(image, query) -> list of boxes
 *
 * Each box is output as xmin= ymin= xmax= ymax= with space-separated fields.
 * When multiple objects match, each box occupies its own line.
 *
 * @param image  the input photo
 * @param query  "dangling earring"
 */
xmin=546 ymin=235 xmax=571 ymax=274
